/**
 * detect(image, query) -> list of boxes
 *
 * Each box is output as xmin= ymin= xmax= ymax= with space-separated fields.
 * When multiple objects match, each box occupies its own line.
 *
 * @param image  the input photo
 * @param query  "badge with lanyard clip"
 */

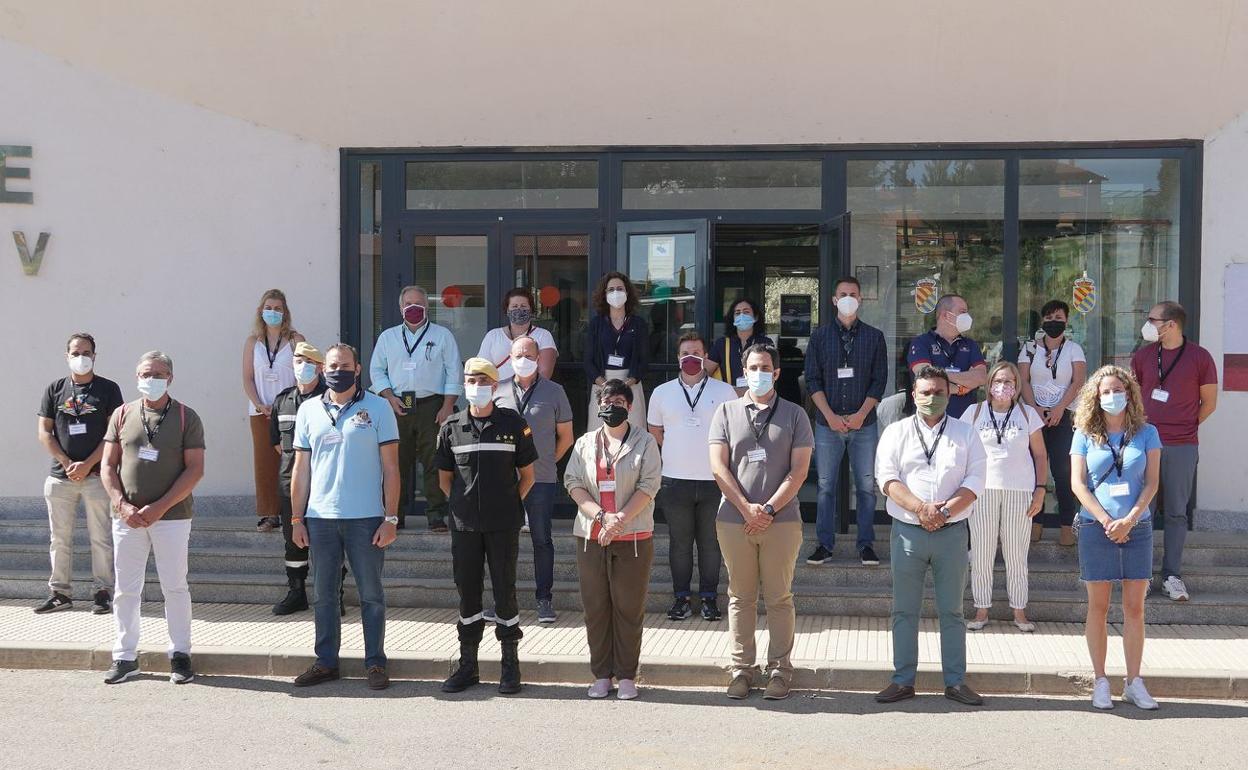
xmin=598 ymin=426 xmax=630 ymax=492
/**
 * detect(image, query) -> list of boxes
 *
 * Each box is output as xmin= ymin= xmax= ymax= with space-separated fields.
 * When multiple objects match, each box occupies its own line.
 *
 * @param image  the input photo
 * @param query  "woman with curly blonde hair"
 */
xmin=1070 ymin=364 xmax=1161 ymax=711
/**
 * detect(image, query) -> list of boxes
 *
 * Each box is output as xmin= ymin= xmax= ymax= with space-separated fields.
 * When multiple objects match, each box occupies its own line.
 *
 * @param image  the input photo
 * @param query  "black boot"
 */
xmin=272 ymin=568 xmax=309 ymax=616
xmin=498 ymin=641 xmax=521 ymax=695
xmin=442 ymin=642 xmax=480 ymax=693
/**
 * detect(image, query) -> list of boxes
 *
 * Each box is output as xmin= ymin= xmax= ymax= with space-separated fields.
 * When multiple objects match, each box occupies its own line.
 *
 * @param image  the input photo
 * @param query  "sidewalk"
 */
xmin=1 ymin=600 xmax=1245 ymax=699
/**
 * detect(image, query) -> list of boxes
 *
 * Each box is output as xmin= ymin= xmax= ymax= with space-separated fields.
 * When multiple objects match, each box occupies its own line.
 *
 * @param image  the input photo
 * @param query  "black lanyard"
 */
xmin=681 ymin=376 xmax=709 ymax=412
xmin=986 ymin=404 xmax=1016 ymax=445
xmin=934 ymin=332 xmax=957 ymax=365
xmin=1105 ymin=433 xmax=1128 ymax=479
xmin=1156 ymin=338 xmax=1187 ymax=386
xmin=598 ymin=426 xmax=631 ymax=477
xmin=1044 ymin=339 xmax=1065 ymax=379
xmin=913 ymin=415 xmax=948 ymax=465
xmin=321 ymin=388 xmax=364 ymax=429
xmin=746 ymin=400 xmax=779 ymax=446
xmin=140 ymin=400 xmax=172 ymax=446
xmin=610 ymin=317 xmax=631 ymax=357
xmin=70 ymin=379 xmax=93 ymax=419
xmin=838 ymin=321 xmax=858 ymax=367
xmin=512 ymin=376 xmax=540 ymax=415
xmin=402 ymin=323 xmax=431 ymax=358
xmin=264 ymin=335 xmax=282 ymax=368
xmin=729 ymin=334 xmax=760 ymax=382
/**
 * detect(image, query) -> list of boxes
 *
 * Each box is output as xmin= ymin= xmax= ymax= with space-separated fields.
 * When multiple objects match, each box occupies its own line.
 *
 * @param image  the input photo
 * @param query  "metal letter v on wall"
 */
xmin=12 ymin=231 xmax=49 ymax=276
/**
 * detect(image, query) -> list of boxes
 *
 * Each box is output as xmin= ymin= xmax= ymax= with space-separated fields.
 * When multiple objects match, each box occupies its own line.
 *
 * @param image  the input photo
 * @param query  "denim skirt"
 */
xmin=1075 ymin=517 xmax=1153 ymax=582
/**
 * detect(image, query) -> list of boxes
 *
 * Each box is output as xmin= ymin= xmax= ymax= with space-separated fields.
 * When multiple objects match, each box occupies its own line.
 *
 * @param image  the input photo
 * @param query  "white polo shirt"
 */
xmin=647 ymin=373 xmax=738 ymax=480
xmin=875 ymin=413 xmax=987 ymax=526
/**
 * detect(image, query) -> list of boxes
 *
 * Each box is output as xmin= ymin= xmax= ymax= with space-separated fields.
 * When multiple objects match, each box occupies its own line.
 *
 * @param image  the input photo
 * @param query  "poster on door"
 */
xmin=647 ymin=235 xmax=676 ymax=282
xmin=780 ymin=294 xmax=812 ymax=337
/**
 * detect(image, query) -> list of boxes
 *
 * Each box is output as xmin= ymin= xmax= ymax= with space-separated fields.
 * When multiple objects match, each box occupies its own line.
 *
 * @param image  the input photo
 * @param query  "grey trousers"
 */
xmin=1160 ymin=444 xmax=1198 ymax=580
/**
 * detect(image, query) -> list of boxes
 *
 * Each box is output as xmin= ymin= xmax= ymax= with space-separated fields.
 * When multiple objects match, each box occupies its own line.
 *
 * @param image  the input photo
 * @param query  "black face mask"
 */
xmin=597 ymin=404 xmax=629 ymax=428
xmin=1041 ymin=320 xmax=1067 ymax=339
xmin=323 ymin=369 xmax=357 ymax=393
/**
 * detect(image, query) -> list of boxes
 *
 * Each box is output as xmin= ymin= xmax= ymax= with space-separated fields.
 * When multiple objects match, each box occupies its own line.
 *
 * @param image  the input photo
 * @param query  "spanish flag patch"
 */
xmin=522 ymin=426 xmax=532 ymax=436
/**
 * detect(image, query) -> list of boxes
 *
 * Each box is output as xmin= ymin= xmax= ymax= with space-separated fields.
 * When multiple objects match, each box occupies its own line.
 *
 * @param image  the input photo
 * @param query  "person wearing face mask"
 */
xmin=1019 ymin=300 xmax=1087 ymax=546
xmin=477 ymin=288 xmax=559 ymax=381
xmin=35 ymin=332 xmax=125 ymax=615
xmin=907 ymin=293 xmax=988 ymax=420
xmin=369 ymin=285 xmax=463 ymax=532
xmin=708 ymin=344 xmax=813 ymax=702
xmin=1070 ymin=365 xmax=1163 ymax=710
xmin=874 ymin=365 xmax=987 ymax=707
xmin=494 ymin=336 xmax=574 ymax=623
xmin=1130 ymin=301 xmax=1218 ymax=602
xmin=958 ymin=362 xmax=1048 ymax=633
xmin=707 ymin=298 xmax=774 ymax=395
xmin=564 ymin=380 xmax=662 ymax=700
xmin=436 ymin=358 xmax=538 ymax=695
xmin=804 ymin=277 xmax=889 ymax=568
xmin=242 ymin=289 xmax=304 ymax=533
xmin=585 ymin=272 xmax=650 ymax=430
xmin=267 ymin=342 xmax=328 ymax=615
xmin=646 ymin=331 xmax=737 ymax=621
xmin=99 ymin=351 xmax=206 ymax=685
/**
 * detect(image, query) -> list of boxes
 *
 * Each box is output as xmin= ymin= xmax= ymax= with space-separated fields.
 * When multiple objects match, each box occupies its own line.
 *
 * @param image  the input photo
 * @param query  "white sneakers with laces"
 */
xmin=1091 ymin=677 xmax=1113 ymax=710
xmin=1162 ymin=575 xmax=1190 ymax=602
xmin=1123 ymin=677 xmax=1159 ymax=710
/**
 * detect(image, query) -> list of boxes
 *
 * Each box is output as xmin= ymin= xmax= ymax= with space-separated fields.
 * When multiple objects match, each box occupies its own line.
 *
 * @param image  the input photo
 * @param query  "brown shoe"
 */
xmin=257 ymin=517 xmax=279 ymax=533
xmin=294 ymin=663 xmax=340 ymax=687
xmin=1058 ymin=526 xmax=1076 ymax=547
xmin=1031 ymin=523 xmax=1043 ymax=543
xmin=762 ymin=676 xmax=791 ymax=701
xmin=875 ymin=682 xmax=916 ymax=703
xmin=945 ymin=684 xmax=984 ymax=706
xmin=366 ymin=665 xmax=389 ymax=690
xmin=726 ymin=674 xmax=752 ymax=700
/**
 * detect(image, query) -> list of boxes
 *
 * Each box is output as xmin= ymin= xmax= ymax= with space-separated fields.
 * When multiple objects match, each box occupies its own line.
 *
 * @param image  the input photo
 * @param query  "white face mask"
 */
xmin=606 ymin=288 xmax=628 ymax=308
xmin=294 ymin=360 xmax=319 ymax=385
xmin=836 ymin=296 xmax=860 ymax=318
xmin=1141 ymin=320 xmax=1161 ymax=343
xmin=68 ymin=355 xmax=94 ymax=376
xmin=511 ymin=356 xmax=538 ymax=378
xmin=954 ymin=312 xmax=974 ymax=334
xmin=137 ymin=376 xmax=168 ymax=401
xmin=464 ymin=383 xmax=494 ymax=408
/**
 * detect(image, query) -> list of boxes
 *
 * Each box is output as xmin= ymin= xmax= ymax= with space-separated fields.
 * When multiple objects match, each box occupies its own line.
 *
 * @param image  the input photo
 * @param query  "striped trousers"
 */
xmin=969 ymin=488 xmax=1032 ymax=610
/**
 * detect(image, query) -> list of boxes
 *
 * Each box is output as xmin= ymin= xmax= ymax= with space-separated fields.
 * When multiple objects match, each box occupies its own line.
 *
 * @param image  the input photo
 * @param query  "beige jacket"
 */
xmin=563 ymin=426 xmax=662 ymax=540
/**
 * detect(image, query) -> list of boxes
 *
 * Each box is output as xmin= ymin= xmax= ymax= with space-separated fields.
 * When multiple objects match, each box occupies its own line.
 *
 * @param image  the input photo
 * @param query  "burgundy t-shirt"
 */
xmin=1130 ymin=340 xmax=1218 ymax=445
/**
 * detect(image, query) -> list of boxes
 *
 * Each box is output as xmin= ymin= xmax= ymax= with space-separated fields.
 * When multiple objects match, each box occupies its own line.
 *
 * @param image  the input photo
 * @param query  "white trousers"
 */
xmin=44 ymin=474 xmax=114 ymax=594
xmin=969 ymin=488 xmax=1032 ymax=610
xmin=112 ymin=518 xmax=193 ymax=661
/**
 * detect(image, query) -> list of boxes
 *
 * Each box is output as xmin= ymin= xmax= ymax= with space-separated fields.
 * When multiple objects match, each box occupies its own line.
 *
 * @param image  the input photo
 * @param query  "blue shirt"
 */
xmin=293 ymin=390 xmax=400 ymax=519
xmin=906 ymin=330 xmax=986 ymax=418
xmin=1070 ymin=424 xmax=1162 ymax=522
xmin=369 ymin=322 xmax=463 ymax=398
xmin=805 ymin=319 xmax=888 ymax=426
xmin=584 ymin=314 xmax=649 ymax=381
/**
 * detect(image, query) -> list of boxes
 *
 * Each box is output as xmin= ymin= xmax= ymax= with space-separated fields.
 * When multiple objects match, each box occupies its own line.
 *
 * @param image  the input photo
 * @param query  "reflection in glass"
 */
xmin=623 ymin=160 xmax=821 ymax=209
xmin=512 ymin=234 xmax=590 ymax=363
xmin=628 ymin=232 xmax=697 ymax=364
xmin=406 ymin=160 xmax=598 ymax=209
xmin=359 ymin=162 xmax=382 ymax=380
xmin=412 ymin=235 xmax=489 ymax=363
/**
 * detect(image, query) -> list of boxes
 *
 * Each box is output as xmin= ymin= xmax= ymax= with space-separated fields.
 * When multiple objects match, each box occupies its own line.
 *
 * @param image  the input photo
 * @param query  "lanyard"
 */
xmin=140 ymin=400 xmax=172 ymax=446
xmin=913 ymin=415 xmax=948 ymax=465
xmin=1156 ymin=337 xmax=1187 ymax=386
xmin=986 ymin=404 xmax=1015 ymax=445
xmin=610 ymin=316 xmax=631 ymax=356
xmin=934 ymin=332 xmax=957 ymax=364
xmin=321 ymin=389 xmax=364 ymax=429
xmin=402 ymin=323 xmax=431 ymax=358
xmin=598 ymin=425 xmax=631 ymax=476
xmin=70 ymin=379 xmax=93 ymax=419
xmin=512 ymin=376 xmax=539 ymax=415
xmin=746 ymin=400 xmax=779 ymax=446
xmin=264 ymin=335 xmax=282 ymax=368
xmin=681 ymin=376 xmax=709 ymax=412
xmin=1105 ymin=433 xmax=1128 ymax=479
xmin=729 ymin=334 xmax=759 ymax=382
xmin=838 ymin=321 xmax=858 ymax=367
xmin=1044 ymin=339 xmax=1065 ymax=379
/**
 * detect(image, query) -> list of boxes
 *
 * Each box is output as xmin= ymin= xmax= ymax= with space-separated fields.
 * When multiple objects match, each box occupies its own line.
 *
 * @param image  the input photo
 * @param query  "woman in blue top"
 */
xmin=706 ymin=298 xmax=774 ymax=395
xmin=1070 ymin=364 xmax=1162 ymax=712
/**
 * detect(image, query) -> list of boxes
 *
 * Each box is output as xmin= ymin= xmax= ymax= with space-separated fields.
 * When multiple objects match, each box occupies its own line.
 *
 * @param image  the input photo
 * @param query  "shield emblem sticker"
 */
xmin=1073 ymin=272 xmax=1097 ymax=314
xmin=913 ymin=277 xmax=939 ymax=314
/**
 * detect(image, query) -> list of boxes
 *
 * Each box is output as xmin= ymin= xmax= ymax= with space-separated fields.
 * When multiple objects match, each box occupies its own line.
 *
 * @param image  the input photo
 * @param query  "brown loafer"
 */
xmin=945 ymin=684 xmax=984 ymax=706
xmin=293 ymin=663 xmax=340 ymax=687
xmin=366 ymin=665 xmax=389 ymax=690
xmin=1031 ymin=523 xmax=1043 ymax=543
xmin=875 ymin=683 xmax=915 ymax=703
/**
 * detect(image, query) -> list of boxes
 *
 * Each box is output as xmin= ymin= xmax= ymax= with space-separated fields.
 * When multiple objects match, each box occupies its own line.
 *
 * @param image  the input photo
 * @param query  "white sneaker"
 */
xmin=617 ymin=678 xmax=639 ymax=700
xmin=1091 ymin=677 xmax=1113 ymax=710
xmin=1163 ymin=576 xmax=1189 ymax=602
xmin=1123 ymin=677 xmax=1159 ymax=710
xmin=587 ymin=678 xmax=612 ymax=699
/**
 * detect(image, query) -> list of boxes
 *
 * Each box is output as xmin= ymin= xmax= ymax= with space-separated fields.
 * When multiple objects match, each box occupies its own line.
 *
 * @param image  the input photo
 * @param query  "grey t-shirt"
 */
xmin=708 ymin=394 xmax=814 ymax=523
xmin=494 ymin=376 xmax=573 ymax=483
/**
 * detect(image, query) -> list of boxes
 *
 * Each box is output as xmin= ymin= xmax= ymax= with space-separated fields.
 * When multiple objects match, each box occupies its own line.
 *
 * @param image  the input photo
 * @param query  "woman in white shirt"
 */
xmin=241 ymin=289 xmax=304 ymax=532
xmin=477 ymin=288 xmax=558 ymax=381
xmin=959 ymin=361 xmax=1048 ymax=632
xmin=1018 ymin=299 xmax=1086 ymax=546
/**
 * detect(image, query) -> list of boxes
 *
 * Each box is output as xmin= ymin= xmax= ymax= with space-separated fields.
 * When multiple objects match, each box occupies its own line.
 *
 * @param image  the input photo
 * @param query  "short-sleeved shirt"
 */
xmin=957 ymin=402 xmax=1044 ymax=491
xmin=1018 ymin=338 xmax=1087 ymax=411
xmin=293 ymin=390 xmax=399 ymax=519
xmin=708 ymin=394 xmax=814 ymax=523
xmin=104 ymin=398 xmax=206 ymax=520
xmin=435 ymin=405 xmax=539 ymax=532
xmin=1130 ymin=339 xmax=1218 ymax=445
xmin=38 ymin=375 xmax=124 ymax=479
xmin=647 ymin=374 xmax=738 ymax=480
xmin=269 ymin=381 xmax=327 ymax=497
xmin=477 ymin=326 xmax=558 ymax=382
xmin=494 ymin=376 xmax=572 ymax=483
xmin=907 ymin=330 xmax=987 ymax=417
xmin=1071 ymin=425 xmax=1163 ymax=522
xmin=709 ymin=332 xmax=774 ymax=388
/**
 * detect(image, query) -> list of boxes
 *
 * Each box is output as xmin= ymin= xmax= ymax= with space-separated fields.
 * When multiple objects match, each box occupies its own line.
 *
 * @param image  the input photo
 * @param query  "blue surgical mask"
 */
xmin=262 ymin=309 xmax=284 ymax=327
xmin=733 ymin=313 xmax=755 ymax=331
xmin=137 ymin=377 xmax=168 ymax=401
xmin=294 ymin=360 xmax=319 ymax=385
xmin=745 ymin=370 xmax=773 ymax=397
xmin=1100 ymin=392 xmax=1128 ymax=415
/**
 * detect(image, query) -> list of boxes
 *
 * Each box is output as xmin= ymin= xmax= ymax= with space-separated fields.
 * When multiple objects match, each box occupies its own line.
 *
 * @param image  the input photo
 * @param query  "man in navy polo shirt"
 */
xmin=907 ymin=294 xmax=988 ymax=419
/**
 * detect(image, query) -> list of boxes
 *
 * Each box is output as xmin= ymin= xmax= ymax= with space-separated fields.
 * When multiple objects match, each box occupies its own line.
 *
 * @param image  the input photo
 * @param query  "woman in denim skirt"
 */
xmin=1070 ymin=365 xmax=1162 ymax=711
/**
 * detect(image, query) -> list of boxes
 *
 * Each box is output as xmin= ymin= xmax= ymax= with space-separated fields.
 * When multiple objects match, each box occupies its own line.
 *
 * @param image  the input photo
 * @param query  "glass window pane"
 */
xmin=627 ymin=232 xmax=698 ymax=363
xmin=358 ymin=162 xmax=382 ymax=375
xmin=412 ymin=235 xmax=489 ymax=362
xmin=405 ymin=160 xmax=597 ymax=209
xmin=512 ymin=234 xmax=591 ymax=363
xmin=622 ymin=160 xmax=821 ymax=209
xmin=1019 ymin=158 xmax=1181 ymax=369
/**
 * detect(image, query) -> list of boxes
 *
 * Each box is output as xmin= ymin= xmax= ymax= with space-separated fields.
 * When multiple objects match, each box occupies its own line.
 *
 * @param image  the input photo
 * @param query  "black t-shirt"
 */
xmin=38 ymin=375 xmax=125 ymax=479
xmin=269 ymin=381 xmax=328 ymax=497
xmin=435 ymin=405 xmax=539 ymax=532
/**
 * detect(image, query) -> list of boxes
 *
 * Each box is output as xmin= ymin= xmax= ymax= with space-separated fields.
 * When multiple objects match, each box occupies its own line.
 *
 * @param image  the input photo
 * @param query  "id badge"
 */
xmin=137 ymin=446 xmax=160 ymax=462
xmin=683 ymin=415 xmax=701 ymax=428
xmin=599 ymin=479 xmax=617 ymax=493
xmin=837 ymin=367 xmax=855 ymax=379
xmin=322 ymin=431 xmax=343 ymax=446
xmin=1151 ymin=388 xmax=1170 ymax=403
xmin=1108 ymin=482 xmax=1131 ymax=498
xmin=607 ymin=354 xmax=625 ymax=368
xmin=402 ymin=361 xmax=420 ymax=371
xmin=401 ymin=392 xmax=416 ymax=410
xmin=735 ymin=377 xmax=748 ymax=388
xmin=747 ymin=448 xmax=767 ymax=463
xmin=68 ymin=423 xmax=88 ymax=436
xmin=263 ymin=370 xmax=280 ymax=383
xmin=946 ymin=367 xmax=961 ymax=374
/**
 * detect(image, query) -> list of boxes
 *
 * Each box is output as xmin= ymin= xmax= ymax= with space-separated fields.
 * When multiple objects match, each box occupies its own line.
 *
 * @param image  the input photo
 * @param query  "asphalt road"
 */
xmin=5 ymin=669 xmax=1245 ymax=770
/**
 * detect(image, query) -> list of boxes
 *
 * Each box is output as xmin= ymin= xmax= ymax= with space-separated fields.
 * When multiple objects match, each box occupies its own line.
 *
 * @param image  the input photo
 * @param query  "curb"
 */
xmin=1 ymin=641 xmax=1243 ymax=700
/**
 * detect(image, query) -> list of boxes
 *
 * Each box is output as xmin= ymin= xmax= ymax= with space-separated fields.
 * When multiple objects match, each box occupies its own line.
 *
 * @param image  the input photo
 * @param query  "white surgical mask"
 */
xmin=464 ymin=383 xmax=494 ymax=408
xmin=1141 ymin=320 xmax=1161 ymax=343
xmin=511 ymin=356 xmax=538 ymax=378
xmin=745 ymin=370 xmax=774 ymax=397
xmin=294 ymin=360 xmax=319 ymax=385
xmin=68 ymin=355 xmax=94 ymax=376
xmin=955 ymin=312 xmax=974 ymax=334
xmin=836 ymin=296 xmax=860 ymax=318
xmin=137 ymin=377 xmax=168 ymax=401
xmin=606 ymin=288 xmax=628 ymax=309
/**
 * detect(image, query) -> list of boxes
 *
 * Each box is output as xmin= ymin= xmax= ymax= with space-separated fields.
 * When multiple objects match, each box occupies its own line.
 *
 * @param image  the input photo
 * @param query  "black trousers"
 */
xmin=1041 ymin=411 xmax=1077 ymax=527
xmin=452 ymin=528 xmax=523 ymax=644
xmin=660 ymin=477 xmax=722 ymax=598
xmin=279 ymin=496 xmax=309 ymax=579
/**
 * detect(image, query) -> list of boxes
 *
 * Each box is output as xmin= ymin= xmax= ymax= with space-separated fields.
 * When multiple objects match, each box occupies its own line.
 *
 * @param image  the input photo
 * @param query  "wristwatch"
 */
xmin=762 ymin=504 xmax=776 ymax=517
xmin=384 ymin=515 xmax=399 ymax=526
xmin=938 ymin=505 xmax=952 ymax=519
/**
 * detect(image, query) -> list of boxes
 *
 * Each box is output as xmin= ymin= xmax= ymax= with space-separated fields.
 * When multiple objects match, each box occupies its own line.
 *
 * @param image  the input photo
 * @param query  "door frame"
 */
xmin=615 ymin=218 xmax=713 ymax=346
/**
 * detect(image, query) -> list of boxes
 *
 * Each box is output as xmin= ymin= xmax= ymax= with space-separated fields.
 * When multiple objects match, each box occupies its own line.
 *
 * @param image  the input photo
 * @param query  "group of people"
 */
xmin=32 ymin=271 xmax=1218 ymax=710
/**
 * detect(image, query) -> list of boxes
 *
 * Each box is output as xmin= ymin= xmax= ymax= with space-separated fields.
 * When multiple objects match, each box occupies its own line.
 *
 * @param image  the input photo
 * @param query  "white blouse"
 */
xmin=1018 ymin=338 xmax=1086 ymax=411
xmin=477 ymin=325 xmax=558 ymax=381
xmin=957 ymin=402 xmax=1044 ymax=491
xmin=249 ymin=338 xmax=296 ymax=415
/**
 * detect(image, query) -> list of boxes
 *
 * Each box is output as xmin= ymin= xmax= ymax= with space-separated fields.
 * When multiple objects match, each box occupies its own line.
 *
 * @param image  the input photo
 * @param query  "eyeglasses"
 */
xmin=1146 ymin=317 xmax=1168 ymax=324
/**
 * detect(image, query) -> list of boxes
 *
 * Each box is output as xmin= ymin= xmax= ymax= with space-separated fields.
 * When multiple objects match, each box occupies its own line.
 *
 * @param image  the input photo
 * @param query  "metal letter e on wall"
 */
xmin=12 ymin=231 xmax=49 ymax=276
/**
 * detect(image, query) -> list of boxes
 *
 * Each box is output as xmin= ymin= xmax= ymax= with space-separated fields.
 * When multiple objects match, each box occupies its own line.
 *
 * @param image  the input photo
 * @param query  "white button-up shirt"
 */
xmin=368 ymin=322 xmax=463 ymax=398
xmin=875 ymin=413 xmax=987 ymax=526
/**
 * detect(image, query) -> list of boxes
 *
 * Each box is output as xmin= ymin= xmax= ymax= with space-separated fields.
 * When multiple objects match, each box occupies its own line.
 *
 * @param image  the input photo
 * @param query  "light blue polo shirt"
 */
xmin=1071 ymin=425 xmax=1163 ymax=522
xmin=293 ymin=390 xmax=400 ymax=519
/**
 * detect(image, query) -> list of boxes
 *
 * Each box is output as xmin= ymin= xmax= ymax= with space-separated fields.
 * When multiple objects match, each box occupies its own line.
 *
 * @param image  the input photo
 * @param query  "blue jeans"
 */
xmin=524 ymin=482 xmax=558 ymax=602
xmin=814 ymin=421 xmax=879 ymax=550
xmin=307 ymin=516 xmax=387 ymax=669
xmin=890 ymin=520 xmax=968 ymax=687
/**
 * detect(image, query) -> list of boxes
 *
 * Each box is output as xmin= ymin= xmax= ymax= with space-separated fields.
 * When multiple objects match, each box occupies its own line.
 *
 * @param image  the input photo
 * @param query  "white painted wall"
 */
xmin=0 ymin=39 xmax=339 ymax=498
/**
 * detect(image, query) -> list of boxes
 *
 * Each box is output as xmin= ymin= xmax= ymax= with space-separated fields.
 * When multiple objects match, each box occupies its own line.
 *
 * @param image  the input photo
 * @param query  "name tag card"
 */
xmin=946 ymin=367 xmax=961 ymax=374
xmin=837 ymin=367 xmax=855 ymax=379
xmin=402 ymin=361 xmax=420 ymax=371
xmin=747 ymin=448 xmax=767 ymax=463
xmin=322 ymin=431 xmax=343 ymax=446
xmin=599 ymin=479 xmax=617 ymax=492
xmin=683 ymin=416 xmax=701 ymax=428
xmin=68 ymin=423 xmax=88 ymax=436
xmin=1109 ymin=482 xmax=1131 ymax=498
xmin=137 ymin=446 xmax=160 ymax=462
xmin=607 ymin=355 xmax=626 ymax=368
xmin=1151 ymin=388 xmax=1170 ymax=403
xmin=735 ymin=377 xmax=748 ymax=388
xmin=263 ymin=371 xmax=280 ymax=383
